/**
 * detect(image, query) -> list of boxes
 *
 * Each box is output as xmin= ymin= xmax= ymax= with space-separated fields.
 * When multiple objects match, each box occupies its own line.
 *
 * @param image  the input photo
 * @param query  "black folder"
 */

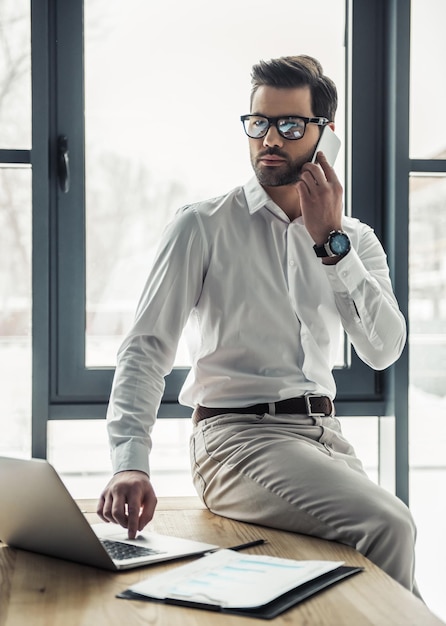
xmin=117 ymin=564 xmax=363 ymax=619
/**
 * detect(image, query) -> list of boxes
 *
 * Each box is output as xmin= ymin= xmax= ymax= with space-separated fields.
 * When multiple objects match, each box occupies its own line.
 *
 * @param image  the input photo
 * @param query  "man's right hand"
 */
xmin=97 ymin=470 xmax=157 ymax=539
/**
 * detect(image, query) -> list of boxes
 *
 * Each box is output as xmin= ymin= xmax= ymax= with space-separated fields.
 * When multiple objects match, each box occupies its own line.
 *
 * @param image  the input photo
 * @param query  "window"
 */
xmin=409 ymin=0 xmax=446 ymax=159
xmin=408 ymin=0 xmax=446 ymax=616
xmin=32 ymin=0 xmax=404 ymax=482
xmin=0 ymin=0 xmax=32 ymax=458
xmin=83 ymin=0 xmax=347 ymax=371
xmin=52 ymin=0 xmax=368 ymax=418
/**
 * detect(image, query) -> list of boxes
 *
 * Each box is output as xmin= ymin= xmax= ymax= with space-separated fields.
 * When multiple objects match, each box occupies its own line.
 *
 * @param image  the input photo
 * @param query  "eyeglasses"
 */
xmin=240 ymin=114 xmax=329 ymax=140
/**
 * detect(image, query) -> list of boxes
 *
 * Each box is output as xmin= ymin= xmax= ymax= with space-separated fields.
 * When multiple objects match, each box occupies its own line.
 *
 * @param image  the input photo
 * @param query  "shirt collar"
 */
xmin=243 ymin=176 xmax=303 ymax=224
xmin=243 ymin=176 xmax=271 ymax=215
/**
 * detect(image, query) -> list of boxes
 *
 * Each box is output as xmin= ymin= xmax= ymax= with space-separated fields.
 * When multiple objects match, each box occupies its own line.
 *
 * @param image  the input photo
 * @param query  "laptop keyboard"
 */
xmin=102 ymin=539 xmax=165 ymax=561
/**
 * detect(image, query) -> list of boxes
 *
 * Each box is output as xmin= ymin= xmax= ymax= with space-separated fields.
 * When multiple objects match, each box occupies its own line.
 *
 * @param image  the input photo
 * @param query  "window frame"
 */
xmin=31 ymin=0 xmax=411 ymax=501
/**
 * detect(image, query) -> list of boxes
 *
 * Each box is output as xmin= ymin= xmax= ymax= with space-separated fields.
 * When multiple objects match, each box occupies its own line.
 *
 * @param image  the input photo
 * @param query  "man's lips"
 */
xmin=258 ymin=154 xmax=287 ymax=166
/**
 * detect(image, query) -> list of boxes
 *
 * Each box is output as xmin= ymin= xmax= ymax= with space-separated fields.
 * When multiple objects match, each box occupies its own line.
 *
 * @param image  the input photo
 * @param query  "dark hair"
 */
xmin=250 ymin=55 xmax=338 ymax=122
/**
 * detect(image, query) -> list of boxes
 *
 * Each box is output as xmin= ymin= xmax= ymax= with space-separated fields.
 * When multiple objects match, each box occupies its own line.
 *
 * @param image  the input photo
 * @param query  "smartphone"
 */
xmin=311 ymin=126 xmax=341 ymax=166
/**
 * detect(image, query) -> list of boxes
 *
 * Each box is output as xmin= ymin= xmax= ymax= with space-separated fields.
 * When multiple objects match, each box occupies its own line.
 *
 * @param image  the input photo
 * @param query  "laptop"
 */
xmin=0 ymin=456 xmax=219 ymax=571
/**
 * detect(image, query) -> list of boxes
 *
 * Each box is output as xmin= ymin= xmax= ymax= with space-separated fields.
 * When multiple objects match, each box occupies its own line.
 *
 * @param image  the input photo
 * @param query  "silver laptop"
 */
xmin=0 ymin=456 xmax=218 ymax=571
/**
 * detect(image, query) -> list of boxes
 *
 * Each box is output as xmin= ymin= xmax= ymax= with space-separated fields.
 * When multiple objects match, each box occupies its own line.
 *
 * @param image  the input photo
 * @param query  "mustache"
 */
xmin=257 ymin=147 xmax=289 ymax=160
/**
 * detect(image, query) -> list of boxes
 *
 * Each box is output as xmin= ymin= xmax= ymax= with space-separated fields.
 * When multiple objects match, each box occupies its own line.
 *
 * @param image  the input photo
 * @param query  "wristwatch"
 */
xmin=313 ymin=230 xmax=351 ymax=258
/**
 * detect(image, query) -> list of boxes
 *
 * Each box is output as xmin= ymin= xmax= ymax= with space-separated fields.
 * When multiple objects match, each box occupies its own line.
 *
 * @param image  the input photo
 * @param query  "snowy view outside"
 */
xmin=1 ymin=0 xmax=446 ymax=619
xmin=0 ymin=0 xmax=32 ymax=455
xmin=82 ymin=0 xmax=347 ymax=367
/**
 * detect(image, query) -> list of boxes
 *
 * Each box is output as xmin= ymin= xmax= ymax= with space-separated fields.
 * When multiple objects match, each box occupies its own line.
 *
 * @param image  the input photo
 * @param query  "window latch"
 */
xmin=57 ymin=135 xmax=70 ymax=193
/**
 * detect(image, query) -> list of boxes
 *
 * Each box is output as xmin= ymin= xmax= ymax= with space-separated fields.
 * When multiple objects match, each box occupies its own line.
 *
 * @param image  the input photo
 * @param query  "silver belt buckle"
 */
xmin=305 ymin=394 xmax=333 ymax=417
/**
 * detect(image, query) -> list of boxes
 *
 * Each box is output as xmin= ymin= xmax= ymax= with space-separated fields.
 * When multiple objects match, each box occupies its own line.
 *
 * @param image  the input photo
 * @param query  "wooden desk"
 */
xmin=0 ymin=497 xmax=443 ymax=626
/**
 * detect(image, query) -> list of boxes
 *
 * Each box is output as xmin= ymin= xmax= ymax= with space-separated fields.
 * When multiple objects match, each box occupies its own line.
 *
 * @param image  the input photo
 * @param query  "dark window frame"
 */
xmin=30 ymin=0 xmax=412 ymax=502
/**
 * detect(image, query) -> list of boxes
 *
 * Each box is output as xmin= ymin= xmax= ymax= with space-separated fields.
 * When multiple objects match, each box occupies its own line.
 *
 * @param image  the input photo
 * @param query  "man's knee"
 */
xmin=357 ymin=496 xmax=415 ymax=566
xmin=354 ymin=493 xmax=416 ymax=558
xmin=381 ymin=498 xmax=416 ymax=541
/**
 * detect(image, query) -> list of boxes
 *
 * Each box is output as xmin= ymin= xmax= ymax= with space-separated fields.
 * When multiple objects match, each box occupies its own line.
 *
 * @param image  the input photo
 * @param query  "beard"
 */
xmin=251 ymin=146 xmax=315 ymax=187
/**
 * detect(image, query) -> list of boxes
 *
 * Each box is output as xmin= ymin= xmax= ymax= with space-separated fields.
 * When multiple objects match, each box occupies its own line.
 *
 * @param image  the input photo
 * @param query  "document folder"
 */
xmin=117 ymin=549 xmax=363 ymax=619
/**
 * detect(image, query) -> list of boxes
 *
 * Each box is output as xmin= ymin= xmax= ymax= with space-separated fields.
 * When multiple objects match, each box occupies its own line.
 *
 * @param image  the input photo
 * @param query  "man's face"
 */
xmin=248 ymin=85 xmax=320 ymax=187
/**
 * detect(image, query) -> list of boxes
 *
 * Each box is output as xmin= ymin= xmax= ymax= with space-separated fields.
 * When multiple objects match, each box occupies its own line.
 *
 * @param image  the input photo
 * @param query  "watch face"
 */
xmin=329 ymin=231 xmax=351 ymax=255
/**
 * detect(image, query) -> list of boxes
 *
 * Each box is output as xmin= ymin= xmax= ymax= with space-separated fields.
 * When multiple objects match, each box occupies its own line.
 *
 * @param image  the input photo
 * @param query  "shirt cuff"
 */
xmin=111 ymin=439 xmax=151 ymax=477
xmin=323 ymin=247 xmax=369 ymax=294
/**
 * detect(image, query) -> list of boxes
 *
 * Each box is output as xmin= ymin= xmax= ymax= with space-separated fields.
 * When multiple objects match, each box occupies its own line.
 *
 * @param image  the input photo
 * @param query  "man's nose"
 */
xmin=263 ymin=125 xmax=284 ymax=148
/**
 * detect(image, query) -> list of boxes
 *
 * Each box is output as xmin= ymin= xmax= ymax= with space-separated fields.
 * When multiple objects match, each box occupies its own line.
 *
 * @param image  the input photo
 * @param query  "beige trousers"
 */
xmin=190 ymin=412 xmax=418 ymax=594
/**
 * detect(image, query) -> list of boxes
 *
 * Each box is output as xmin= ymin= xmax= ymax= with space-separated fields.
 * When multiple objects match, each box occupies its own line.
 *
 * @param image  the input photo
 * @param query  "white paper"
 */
xmin=127 ymin=549 xmax=343 ymax=609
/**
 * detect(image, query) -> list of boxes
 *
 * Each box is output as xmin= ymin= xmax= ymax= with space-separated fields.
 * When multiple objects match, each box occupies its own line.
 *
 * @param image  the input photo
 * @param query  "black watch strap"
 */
xmin=313 ymin=242 xmax=333 ymax=258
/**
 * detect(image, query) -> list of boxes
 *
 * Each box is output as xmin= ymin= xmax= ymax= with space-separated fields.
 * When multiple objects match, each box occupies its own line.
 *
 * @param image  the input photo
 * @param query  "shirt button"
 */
xmin=289 ymin=259 xmax=296 ymax=266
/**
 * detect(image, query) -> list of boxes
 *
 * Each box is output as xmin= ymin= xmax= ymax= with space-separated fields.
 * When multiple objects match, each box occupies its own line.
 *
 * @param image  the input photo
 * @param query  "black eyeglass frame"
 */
xmin=240 ymin=114 xmax=329 ymax=140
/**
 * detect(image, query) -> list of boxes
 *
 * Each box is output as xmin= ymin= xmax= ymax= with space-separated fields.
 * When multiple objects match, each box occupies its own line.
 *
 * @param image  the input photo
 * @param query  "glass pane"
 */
xmin=340 ymin=416 xmax=378 ymax=483
xmin=0 ymin=0 xmax=31 ymax=149
xmin=0 ymin=167 xmax=32 ymax=457
xmin=84 ymin=0 xmax=346 ymax=367
xmin=52 ymin=415 xmax=378 ymax=499
xmin=409 ymin=175 xmax=446 ymax=391
xmin=410 ymin=0 xmax=446 ymax=158
xmin=49 ymin=418 xmax=195 ymax=498
xmin=409 ymin=175 xmax=446 ymax=617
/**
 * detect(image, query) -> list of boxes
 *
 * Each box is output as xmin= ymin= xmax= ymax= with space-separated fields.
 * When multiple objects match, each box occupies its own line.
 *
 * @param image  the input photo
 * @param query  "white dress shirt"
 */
xmin=107 ymin=177 xmax=406 ymax=475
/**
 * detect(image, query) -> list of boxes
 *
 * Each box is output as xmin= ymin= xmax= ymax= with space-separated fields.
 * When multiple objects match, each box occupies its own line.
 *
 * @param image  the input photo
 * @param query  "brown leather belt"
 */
xmin=193 ymin=395 xmax=334 ymax=424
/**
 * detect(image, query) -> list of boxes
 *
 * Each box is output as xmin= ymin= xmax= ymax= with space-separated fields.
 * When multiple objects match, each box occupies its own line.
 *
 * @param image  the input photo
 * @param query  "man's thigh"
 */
xmin=190 ymin=412 xmax=399 ymax=541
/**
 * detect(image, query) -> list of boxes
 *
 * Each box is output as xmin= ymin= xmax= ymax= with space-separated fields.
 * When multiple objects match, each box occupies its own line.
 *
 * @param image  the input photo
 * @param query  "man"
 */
xmin=98 ymin=55 xmax=418 ymax=594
